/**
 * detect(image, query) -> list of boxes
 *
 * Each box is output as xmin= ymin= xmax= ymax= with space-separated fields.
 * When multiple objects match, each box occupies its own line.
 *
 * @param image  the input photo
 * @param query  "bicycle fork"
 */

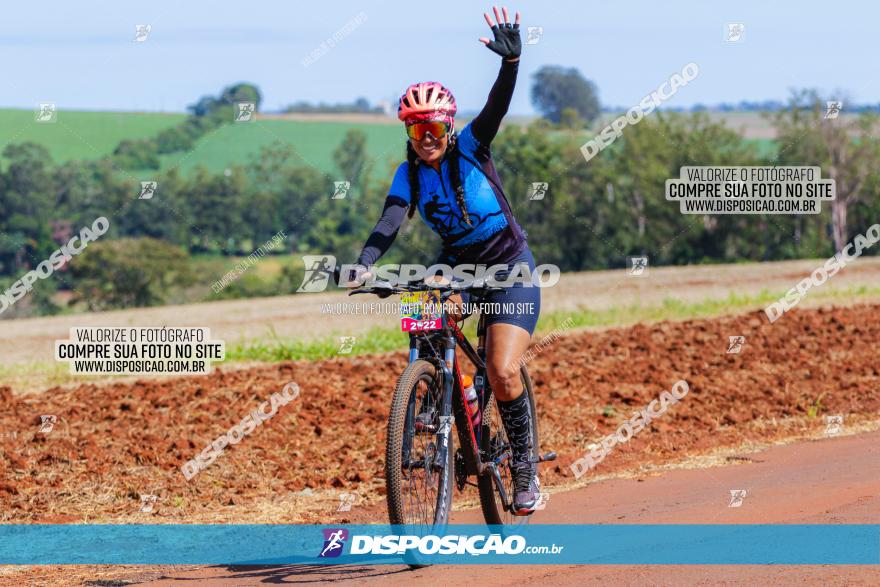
xmin=434 ymin=336 xmax=456 ymax=472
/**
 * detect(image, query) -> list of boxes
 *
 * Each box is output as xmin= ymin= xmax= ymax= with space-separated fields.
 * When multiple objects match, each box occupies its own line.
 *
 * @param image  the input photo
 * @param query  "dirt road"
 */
xmin=126 ymin=429 xmax=879 ymax=585
xmin=2 ymin=302 xmax=879 ymax=585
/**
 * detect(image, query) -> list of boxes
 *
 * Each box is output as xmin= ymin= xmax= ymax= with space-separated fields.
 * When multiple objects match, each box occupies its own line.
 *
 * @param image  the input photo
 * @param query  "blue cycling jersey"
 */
xmin=357 ymin=59 xmax=526 ymax=268
xmin=389 ymin=123 xmax=508 ymax=247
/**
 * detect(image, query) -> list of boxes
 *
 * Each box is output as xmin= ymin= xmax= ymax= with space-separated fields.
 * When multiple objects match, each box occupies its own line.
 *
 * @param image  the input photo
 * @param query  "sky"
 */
xmin=0 ymin=0 xmax=874 ymax=115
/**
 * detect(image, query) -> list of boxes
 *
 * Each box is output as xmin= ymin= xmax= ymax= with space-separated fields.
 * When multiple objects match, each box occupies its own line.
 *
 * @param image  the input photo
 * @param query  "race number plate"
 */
xmin=400 ymin=290 xmax=443 ymax=332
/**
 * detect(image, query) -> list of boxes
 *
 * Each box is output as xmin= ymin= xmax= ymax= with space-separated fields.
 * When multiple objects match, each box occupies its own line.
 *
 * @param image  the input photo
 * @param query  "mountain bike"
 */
xmin=349 ymin=279 xmax=556 ymax=535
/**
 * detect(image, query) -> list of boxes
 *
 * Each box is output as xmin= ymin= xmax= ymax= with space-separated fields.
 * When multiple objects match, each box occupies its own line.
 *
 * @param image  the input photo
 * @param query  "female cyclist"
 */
xmin=352 ymin=6 xmax=541 ymax=515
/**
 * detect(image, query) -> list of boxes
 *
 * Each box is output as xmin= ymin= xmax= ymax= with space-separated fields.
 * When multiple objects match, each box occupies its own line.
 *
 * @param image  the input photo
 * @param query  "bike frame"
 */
xmin=406 ymin=310 xmax=505 ymax=486
xmin=348 ymin=280 xmax=543 ymax=516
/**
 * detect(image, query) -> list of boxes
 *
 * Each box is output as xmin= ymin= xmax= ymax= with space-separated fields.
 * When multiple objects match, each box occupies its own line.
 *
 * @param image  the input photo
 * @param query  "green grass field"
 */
xmin=1 ymin=108 xmax=780 ymax=179
xmin=0 ymin=109 xmax=184 ymax=165
xmin=0 ymin=108 xmax=405 ymax=178
xmin=160 ymin=119 xmax=403 ymax=178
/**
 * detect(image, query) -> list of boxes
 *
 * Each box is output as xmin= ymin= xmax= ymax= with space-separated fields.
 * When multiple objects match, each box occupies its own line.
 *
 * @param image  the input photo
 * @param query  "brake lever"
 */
xmin=348 ymin=283 xmax=399 ymax=297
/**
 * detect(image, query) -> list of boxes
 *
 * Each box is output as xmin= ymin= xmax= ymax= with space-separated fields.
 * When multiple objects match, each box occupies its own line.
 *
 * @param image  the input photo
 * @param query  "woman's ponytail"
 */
xmin=445 ymin=133 xmax=471 ymax=226
xmin=405 ymin=141 xmax=421 ymax=219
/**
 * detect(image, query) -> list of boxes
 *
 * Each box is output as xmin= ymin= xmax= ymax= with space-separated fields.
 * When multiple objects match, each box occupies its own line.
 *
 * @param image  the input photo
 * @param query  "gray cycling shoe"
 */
xmin=512 ymin=465 xmax=540 ymax=516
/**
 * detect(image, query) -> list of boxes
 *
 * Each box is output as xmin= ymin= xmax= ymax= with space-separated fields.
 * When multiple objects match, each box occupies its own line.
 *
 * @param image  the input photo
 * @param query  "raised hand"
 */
xmin=478 ymin=6 xmax=521 ymax=62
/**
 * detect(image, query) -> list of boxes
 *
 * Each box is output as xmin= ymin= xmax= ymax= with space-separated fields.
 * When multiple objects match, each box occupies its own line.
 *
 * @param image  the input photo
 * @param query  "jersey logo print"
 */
xmin=422 ymin=193 xmax=482 ymax=239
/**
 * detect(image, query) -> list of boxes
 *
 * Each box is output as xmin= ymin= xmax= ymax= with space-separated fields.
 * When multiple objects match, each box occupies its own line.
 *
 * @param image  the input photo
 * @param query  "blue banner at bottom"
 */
xmin=0 ymin=524 xmax=877 ymax=565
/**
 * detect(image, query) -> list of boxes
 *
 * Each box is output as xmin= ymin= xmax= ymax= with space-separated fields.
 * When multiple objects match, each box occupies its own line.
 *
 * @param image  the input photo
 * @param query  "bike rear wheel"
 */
xmin=478 ymin=365 xmax=539 ymax=526
xmin=386 ymin=359 xmax=454 ymax=532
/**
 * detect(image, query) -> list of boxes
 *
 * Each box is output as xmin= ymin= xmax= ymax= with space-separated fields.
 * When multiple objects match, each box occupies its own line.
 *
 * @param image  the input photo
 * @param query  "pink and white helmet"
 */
xmin=397 ymin=81 xmax=457 ymax=125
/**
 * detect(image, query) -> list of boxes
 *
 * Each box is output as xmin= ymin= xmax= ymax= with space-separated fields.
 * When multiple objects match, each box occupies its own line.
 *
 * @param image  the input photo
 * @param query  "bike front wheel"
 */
xmin=386 ymin=359 xmax=454 ymax=532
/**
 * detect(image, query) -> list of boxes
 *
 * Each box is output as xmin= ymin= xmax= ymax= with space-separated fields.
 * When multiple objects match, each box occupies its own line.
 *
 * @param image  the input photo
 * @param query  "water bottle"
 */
xmin=462 ymin=374 xmax=481 ymax=426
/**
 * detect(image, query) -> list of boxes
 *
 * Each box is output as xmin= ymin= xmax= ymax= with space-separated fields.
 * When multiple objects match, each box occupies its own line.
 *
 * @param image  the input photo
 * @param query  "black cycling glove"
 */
xmin=484 ymin=22 xmax=521 ymax=61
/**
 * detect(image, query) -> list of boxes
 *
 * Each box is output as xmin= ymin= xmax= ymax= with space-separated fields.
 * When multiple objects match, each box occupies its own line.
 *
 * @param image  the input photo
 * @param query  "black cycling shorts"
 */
xmin=436 ymin=245 xmax=542 ymax=336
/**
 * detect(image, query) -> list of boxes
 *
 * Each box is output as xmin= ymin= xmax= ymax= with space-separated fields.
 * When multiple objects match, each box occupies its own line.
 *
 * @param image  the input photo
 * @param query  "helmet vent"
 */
xmin=398 ymin=81 xmax=456 ymax=122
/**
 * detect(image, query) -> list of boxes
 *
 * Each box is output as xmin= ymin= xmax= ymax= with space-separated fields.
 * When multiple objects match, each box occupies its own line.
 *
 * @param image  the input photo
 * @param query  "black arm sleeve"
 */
xmin=356 ymin=196 xmax=408 ymax=267
xmin=470 ymin=59 xmax=519 ymax=147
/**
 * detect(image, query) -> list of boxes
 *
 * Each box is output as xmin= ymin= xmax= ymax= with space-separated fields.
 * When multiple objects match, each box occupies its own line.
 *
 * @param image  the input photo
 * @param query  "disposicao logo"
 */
xmin=319 ymin=528 xmax=349 ymax=558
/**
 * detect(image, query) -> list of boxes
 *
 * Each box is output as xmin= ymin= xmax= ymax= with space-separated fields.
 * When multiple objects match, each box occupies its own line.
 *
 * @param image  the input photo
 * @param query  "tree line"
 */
xmin=0 ymin=80 xmax=878 ymax=317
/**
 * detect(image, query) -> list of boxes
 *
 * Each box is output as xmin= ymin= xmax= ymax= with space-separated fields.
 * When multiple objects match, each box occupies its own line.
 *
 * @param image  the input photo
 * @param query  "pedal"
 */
xmin=533 ymin=451 xmax=557 ymax=463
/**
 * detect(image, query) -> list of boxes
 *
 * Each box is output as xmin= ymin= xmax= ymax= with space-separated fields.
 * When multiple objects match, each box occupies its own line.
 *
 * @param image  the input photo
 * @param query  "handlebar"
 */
xmin=348 ymin=281 xmax=506 ymax=298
